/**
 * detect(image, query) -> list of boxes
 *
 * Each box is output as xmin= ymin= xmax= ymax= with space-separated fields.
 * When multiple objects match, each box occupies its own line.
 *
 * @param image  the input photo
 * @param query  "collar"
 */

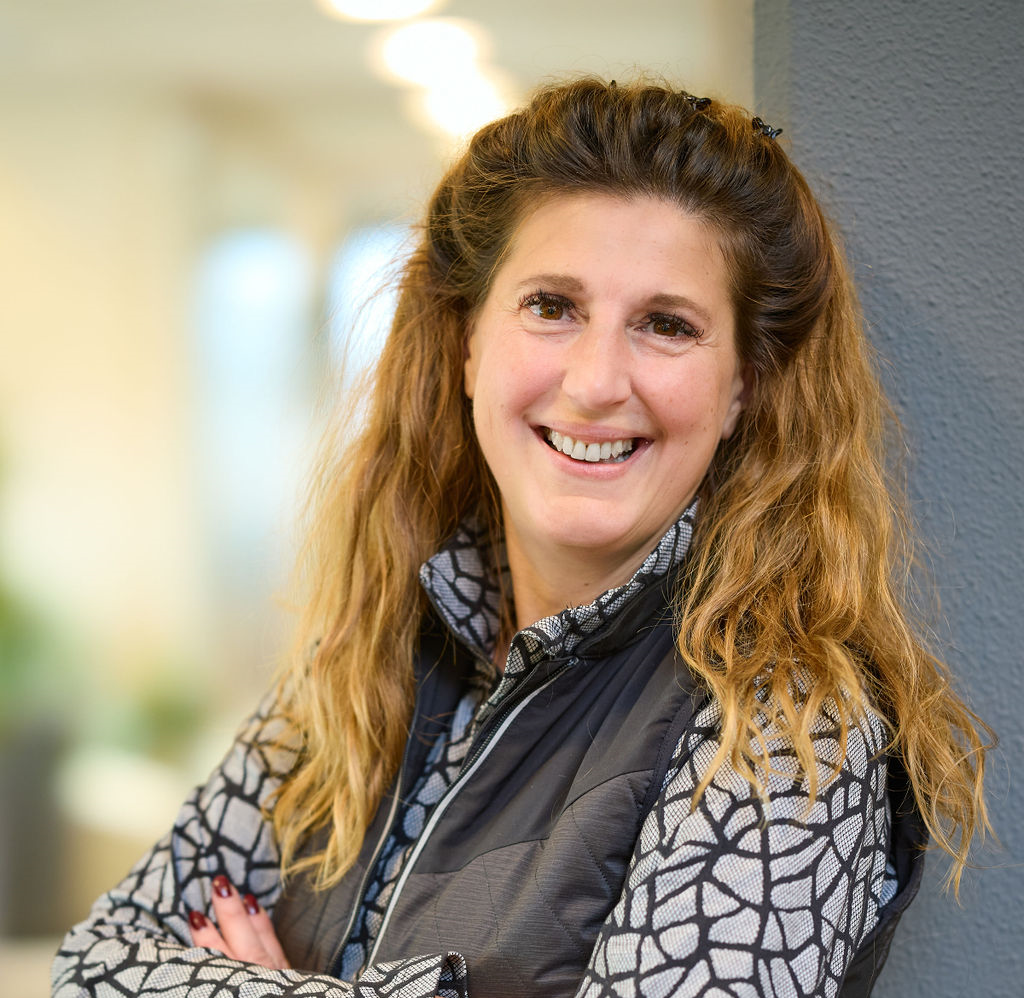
xmin=419 ymin=500 xmax=698 ymax=684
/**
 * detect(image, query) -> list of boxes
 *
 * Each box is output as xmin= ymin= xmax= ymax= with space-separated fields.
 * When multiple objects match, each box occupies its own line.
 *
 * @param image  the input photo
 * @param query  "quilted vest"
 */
xmin=273 ymin=591 xmax=925 ymax=997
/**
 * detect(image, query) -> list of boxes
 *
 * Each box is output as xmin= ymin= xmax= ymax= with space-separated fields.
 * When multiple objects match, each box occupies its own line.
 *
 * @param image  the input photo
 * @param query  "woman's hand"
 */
xmin=188 ymin=875 xmax=291 ymax=970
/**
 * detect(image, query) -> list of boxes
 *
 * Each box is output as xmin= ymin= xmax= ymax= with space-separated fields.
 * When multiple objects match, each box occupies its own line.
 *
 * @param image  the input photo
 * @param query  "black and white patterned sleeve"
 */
xmin=577 ymin=697 xmax=893 ymax=998
xmin=51 ymin=691 xmax=468 ymax=998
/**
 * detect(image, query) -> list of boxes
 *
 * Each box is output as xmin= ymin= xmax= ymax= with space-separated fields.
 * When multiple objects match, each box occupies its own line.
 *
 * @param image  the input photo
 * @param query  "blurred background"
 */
xmin=0 ymin=0 xmax=753 ymax=990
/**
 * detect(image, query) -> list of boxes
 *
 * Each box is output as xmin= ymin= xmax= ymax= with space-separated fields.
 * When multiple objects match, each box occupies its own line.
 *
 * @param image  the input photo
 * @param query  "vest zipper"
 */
xmin=363 ymin=659 xmax=573 ymax=967
xmin=325 ymin=698 xmax=422 ymax=979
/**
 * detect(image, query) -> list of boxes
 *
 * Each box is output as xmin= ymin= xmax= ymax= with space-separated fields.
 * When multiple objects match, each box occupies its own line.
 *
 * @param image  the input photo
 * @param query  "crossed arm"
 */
xmin=53 ymin=690 xmax=892 ymax=998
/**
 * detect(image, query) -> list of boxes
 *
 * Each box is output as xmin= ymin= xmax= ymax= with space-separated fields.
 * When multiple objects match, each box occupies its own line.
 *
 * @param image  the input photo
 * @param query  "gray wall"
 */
xmin=754 ymin=1 xmax=1023 ymax=994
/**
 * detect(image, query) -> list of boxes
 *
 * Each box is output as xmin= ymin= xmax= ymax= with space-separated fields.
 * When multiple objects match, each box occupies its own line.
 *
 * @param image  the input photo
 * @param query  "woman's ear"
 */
xmin=463 ymin=327 xmax=479 ymax=400
xmin=720 ymin=362 xmax=753 ymax=440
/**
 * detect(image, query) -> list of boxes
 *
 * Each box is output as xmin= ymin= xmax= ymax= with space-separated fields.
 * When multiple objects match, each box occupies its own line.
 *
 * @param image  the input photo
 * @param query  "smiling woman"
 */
xmin=52 ymin=78 xmax=991 ymax=998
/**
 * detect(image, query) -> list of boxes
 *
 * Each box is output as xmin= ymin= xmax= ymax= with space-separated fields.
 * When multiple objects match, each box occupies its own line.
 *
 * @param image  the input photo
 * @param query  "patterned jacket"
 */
xmin=52 ymin=510 xmax=925 ymax=997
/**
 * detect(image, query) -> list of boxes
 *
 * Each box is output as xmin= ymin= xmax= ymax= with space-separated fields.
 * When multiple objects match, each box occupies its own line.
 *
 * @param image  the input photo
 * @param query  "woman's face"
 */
xmin=464 ymin=192 xmax=747 ymax=585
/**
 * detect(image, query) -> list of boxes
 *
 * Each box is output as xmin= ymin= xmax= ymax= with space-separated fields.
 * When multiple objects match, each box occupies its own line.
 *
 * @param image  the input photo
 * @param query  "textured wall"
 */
xmin=754 ymin=2 xmax=1023 ymax=995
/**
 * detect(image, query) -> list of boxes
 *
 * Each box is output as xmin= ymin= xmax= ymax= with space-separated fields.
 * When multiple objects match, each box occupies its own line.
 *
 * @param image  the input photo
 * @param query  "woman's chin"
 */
xmin=507 ymin=503 xmax=670 ymax=578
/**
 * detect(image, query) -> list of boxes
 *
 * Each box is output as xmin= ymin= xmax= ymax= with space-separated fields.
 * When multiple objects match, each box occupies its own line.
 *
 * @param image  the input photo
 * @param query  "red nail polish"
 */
xmin=212 ymin=875 xmax=232 ymax=898
xmin=242 ymin=893 xmax=259 ymax=915
xmin=188 ymin=909 xmax=207 ymax=931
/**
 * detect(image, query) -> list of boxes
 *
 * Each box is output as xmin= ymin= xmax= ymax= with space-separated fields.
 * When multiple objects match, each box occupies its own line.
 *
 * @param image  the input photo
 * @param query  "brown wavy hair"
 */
xmin=272 ymin=77 xmax=991 ymax=893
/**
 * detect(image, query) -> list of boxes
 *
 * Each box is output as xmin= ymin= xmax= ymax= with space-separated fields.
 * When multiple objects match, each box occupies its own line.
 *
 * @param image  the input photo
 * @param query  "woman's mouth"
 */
xmin=544 ymin=428 xmax=637 ymax=463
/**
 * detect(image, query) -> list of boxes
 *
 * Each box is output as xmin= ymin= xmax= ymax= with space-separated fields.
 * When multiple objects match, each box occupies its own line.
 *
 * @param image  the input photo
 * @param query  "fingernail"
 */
xmin=242 ymin=893 xmax=259 ymax=915
xmin=212 ymin=875 xmax=232 ymax=898
xmin=188 ymin=909 xmax=207 ymax=930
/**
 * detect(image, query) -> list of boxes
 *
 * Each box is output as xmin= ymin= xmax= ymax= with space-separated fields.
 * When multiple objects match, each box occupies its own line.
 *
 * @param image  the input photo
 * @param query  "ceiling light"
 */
xmin=413 ymin=72 xmax=513 ymax=139
xmin=317 ymin=0 xmax=441 ymax=21
xmin=371 ymin=18 xmax=486 ymax=88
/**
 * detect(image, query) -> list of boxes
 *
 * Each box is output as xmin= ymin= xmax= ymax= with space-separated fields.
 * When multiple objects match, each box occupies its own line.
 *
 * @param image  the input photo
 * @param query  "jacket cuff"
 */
xmin=355 ymin=951 xmax=468 ymax=998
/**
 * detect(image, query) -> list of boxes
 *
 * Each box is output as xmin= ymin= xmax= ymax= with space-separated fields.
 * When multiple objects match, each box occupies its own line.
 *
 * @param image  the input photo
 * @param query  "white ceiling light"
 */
xmin=317 ymin=0 xmax=442 ymax=22
xmin=369 ymin=17 xmax=517 ymax=141
xmin=417 ymin=73 xmax=511 ymax=139
xmin=371 ymin=18 xmax=486 ymax=88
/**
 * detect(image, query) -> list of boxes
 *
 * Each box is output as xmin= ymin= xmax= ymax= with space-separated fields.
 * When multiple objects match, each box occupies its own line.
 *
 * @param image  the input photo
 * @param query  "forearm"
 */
xmin=53 ymin=930 xmax=465 ymax=998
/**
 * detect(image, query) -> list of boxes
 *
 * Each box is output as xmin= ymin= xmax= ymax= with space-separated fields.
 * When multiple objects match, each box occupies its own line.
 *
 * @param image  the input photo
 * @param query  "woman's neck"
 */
xmin=504 ymin=535 xmax=650 ymax=633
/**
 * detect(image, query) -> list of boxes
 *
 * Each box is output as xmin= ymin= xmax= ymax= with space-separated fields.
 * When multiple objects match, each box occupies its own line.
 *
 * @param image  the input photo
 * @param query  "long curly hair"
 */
xmin=272 ymin=77 xmax=991 ymax=893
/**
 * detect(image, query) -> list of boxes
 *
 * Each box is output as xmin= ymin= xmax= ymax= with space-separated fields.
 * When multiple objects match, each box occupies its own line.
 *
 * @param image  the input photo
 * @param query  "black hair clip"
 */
xmin=752 ymin=116 xmax=783 ymax=139
xmin=681 ymin=92 xmax=712 ymax=111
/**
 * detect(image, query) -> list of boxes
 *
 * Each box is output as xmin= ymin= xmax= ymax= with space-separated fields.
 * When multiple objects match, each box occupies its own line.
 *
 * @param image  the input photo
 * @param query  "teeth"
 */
xmin=545 ymin=430 xmax=635 ymax=463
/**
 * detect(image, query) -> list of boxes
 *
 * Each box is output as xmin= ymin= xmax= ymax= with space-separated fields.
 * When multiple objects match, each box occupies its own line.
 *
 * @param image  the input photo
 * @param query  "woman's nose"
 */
xmin=560 ymin=324 xmax=632 ymax=412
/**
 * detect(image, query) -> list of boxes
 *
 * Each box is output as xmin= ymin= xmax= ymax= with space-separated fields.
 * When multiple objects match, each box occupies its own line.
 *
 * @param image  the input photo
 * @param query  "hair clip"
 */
xmin=680 ymin=92 xmax=712 ymax=111
xmin=752 ymin=116 xmax=783 ymax=139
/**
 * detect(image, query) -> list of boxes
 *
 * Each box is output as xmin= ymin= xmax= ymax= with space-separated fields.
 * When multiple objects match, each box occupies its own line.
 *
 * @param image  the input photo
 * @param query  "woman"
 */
xmin=52 ymin=78 xmax=990 ymax=998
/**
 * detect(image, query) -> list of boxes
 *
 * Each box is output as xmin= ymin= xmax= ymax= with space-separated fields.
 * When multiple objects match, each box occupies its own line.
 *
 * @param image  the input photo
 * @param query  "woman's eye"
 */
xmin=522 ymin=293 xmax=570 ymax=320
xmin=647 ymin=313 xmax=700 ymax=338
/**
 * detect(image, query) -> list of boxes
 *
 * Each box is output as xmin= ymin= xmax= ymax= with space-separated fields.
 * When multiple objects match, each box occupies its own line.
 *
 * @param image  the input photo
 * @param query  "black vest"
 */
xmin=274 ymin=594 xmax=925 ymax=997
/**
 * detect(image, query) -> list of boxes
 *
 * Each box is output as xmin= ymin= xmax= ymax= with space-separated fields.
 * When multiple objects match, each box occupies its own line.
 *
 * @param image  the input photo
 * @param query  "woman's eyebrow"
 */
xmin=513 ymin=273 xmax=586 ymax=293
